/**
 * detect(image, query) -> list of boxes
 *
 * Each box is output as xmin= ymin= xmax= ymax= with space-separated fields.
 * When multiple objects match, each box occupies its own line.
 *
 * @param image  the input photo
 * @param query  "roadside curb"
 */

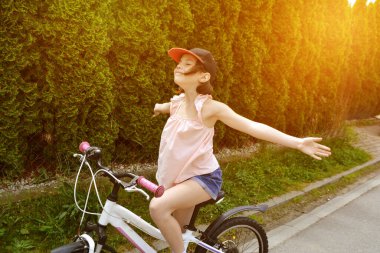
xmin=267 ymin=161 xmax=380 ymax=250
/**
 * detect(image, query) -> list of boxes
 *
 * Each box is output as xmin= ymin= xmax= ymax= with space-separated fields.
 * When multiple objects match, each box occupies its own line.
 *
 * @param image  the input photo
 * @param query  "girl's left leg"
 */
xmin=149 ymin=180 xmax=211 ymax=253
xmin=173 ymin=206 xmax=195 ymax=233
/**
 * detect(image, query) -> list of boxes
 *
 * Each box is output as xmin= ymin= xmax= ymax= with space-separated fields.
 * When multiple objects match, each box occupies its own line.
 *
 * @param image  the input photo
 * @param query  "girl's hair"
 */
xmin=192 ymin=61 xmax=214 ymax=95
xmin=197 ymin=81 xmax=213 ymax=95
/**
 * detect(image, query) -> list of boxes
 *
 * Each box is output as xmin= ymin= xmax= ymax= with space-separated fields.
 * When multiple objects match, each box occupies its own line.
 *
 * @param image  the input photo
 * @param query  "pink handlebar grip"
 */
xmin=79 ymin=141 xmax=90 ymax=153
xmin=137 ymin=176 xmax=165 ymax=197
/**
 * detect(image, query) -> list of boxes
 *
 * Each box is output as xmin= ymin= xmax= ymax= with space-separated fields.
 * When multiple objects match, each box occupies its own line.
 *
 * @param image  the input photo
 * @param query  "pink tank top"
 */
xmin=156 ymin=93 xmax=220 ymax=189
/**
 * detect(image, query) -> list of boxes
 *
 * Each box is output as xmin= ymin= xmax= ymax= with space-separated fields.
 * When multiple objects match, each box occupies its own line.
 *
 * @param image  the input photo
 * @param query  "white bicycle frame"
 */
xmin=90 ymin=199 xmax=223 ymax=253
xmin=74 ymin=153 xmax=223 ymax=253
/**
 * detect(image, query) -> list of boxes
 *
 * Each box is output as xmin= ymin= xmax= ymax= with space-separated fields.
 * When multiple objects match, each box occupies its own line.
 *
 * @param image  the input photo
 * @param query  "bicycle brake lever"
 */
xmin=73 ymin=154 xmax=85 ymax=163
xmin=125 ymin=186 xmax=150 ymax=201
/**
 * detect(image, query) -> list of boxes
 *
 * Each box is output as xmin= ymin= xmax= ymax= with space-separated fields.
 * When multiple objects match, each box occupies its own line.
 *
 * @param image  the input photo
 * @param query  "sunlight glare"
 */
xmin=348 ymin=0 xmax=376 ymax=7
xmin=348 ymin=0 xmax=357 ymax=7
xmin=366 ymin=0 xmax=376 ymax=5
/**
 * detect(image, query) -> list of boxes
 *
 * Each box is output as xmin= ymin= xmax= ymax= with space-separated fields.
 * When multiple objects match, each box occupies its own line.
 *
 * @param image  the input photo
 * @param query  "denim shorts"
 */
xmin=192 ymin=168 xmax=222 ymax=200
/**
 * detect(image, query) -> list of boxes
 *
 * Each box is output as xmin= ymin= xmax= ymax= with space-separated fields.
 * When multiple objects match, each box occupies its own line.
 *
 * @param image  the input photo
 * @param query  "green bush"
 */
xmin=1 ymin=0 xmax=379 ymax=176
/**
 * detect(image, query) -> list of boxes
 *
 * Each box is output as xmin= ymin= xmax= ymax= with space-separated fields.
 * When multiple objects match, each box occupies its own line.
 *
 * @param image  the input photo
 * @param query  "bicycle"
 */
xmin=51 ymin=142 xmax=268 ymax=253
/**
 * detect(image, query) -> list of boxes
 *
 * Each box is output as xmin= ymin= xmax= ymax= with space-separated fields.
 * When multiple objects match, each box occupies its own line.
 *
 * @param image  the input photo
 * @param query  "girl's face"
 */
xmin=173 ymin=54 xmax=208 ymax=89
xmin=174 ymin=54 xmax=198 ymax=74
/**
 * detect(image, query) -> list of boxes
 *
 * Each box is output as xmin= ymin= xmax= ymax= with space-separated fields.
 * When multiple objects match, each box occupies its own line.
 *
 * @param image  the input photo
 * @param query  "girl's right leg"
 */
xmin=149 ymin=180 xmax=211 ymax=253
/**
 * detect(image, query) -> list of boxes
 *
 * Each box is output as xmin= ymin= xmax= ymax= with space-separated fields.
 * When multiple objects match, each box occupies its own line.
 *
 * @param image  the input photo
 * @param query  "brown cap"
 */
xmin=168 ymin=47 xmax=217 ymax=83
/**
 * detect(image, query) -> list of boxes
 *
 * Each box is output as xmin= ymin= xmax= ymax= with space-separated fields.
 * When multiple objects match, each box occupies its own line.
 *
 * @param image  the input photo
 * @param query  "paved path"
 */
xmin=353 ymin=122 xmax=380 ymax=157
xmin=269 ymin=174 xmax=380 ymax=253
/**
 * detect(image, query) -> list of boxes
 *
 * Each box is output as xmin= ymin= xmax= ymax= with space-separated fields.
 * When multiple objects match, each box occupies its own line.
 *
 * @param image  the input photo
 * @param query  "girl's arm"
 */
xmin=210 ymin=101 xmax=331 ymax=160
xmin=153 ymin=102 xmax=171 ymax=117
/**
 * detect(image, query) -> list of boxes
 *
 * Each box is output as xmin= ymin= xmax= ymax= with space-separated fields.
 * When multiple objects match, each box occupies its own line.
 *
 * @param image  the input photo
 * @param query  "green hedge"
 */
xmin=1 ymin=0 xmax=380 ymax=176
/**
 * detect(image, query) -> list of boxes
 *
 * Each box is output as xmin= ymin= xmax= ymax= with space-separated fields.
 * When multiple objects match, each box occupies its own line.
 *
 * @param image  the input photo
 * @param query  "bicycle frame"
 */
xmin=94 ymin=198 xmax=223 ymax=253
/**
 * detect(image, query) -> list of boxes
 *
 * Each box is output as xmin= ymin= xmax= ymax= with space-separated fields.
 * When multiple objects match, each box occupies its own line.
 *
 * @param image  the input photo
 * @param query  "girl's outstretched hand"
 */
xmin=152 ymin=103 xmax=170 ymax=118
xmin=297 ymin=137 xmax=331 ymax=160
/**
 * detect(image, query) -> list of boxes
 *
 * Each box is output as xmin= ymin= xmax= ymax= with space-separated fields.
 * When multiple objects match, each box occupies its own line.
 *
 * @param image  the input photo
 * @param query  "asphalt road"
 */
xmin=268 ymin=174 xmax=380 ymax=253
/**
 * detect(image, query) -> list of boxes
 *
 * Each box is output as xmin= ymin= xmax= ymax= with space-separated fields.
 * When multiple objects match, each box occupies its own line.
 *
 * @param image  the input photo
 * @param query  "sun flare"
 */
xmin=366 ymin=0 xmax=376 ymax=5
xmin=348 ymin=0 xmax=377 ymax=7
xmin=348 ymin=0 xmax=356 ymax=7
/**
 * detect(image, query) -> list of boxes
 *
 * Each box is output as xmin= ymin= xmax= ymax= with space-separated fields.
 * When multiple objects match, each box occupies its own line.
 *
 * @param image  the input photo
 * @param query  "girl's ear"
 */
xmin=199 ymin=72 xmax=211 ymax=83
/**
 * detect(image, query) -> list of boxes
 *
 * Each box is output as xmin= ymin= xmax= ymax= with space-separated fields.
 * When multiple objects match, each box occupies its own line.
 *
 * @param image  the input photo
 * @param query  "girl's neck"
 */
xmin=182 ymin=90 xmax=198 ymax=104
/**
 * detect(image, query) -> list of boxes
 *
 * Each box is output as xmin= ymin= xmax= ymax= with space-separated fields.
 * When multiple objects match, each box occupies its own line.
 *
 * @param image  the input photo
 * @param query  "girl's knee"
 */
xmin=149 ymin=198 xmax=158 ymax=215
xmin=149 ymin=198 xmax=167 ymax=220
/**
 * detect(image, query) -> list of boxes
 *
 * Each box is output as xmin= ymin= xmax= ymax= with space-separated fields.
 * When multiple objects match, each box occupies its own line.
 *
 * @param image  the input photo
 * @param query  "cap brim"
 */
xmin=168 ymin=48 xmax=204 ymax=63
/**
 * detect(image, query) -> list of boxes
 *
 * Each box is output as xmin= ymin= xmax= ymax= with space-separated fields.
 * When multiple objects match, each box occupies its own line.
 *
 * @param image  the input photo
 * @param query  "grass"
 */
xmin=0 ymin=129 xmax=373 ymax=252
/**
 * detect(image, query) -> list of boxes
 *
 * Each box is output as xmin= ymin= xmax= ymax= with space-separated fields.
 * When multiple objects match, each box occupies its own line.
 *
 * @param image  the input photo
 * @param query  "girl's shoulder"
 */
xmin=202 ymin=98 xmax=230 ymax=117
xmin=204 ymin=98 xmax=228 ymax=108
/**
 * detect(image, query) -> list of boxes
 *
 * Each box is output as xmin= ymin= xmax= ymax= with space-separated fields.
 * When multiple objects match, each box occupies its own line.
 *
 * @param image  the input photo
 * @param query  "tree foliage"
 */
xmin=256 ymin=0 xmax=302 ymax=131
xmin=1 ymin=0 xmax=379 ymax=176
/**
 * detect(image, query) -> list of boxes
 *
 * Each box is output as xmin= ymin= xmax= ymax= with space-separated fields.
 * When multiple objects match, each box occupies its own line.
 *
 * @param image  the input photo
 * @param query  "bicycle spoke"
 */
xmin=195 ymin=217 xmax=268 ymax=253
xmin=217 ymin=225 xmax=261 ymax=252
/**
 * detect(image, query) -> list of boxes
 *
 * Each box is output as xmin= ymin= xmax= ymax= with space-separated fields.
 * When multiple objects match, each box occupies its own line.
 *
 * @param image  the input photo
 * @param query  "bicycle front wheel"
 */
xmin=195 ymin=216 xmax=268 ymax=253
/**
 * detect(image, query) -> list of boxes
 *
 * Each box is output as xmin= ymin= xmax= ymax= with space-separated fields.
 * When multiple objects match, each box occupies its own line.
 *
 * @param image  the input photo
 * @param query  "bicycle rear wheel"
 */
xmin=195 ymin=216 xmax=268 ymax=253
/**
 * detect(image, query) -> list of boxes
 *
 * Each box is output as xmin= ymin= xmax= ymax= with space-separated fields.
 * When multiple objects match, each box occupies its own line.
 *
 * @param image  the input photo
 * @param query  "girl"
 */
xmin=150 ymin=47 xmax=331 ymax=253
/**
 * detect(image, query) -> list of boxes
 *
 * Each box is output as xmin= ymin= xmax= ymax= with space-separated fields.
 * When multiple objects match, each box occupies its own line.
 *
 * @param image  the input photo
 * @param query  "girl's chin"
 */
xmin=173 ymin=78 xmax=184 ymax=86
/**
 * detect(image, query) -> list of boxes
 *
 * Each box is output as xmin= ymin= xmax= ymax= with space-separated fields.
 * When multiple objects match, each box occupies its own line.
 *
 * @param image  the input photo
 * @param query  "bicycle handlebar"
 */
xmin=78 ymin=141 xmax=165 ymax=197
xmin=79 ymin=141 xmax=91 ymax=153
xmin=137 ymin=176 xmax=165 ymax=198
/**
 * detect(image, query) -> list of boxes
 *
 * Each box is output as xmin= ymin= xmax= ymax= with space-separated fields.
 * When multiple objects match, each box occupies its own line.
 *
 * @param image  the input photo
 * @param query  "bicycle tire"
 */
xmin=51 ymin=241 xmax=89 ymax=253
xmin=194 ymin=216 xmax=268 ymax=253
xmin=51 ymin=241 xmax=115 ymax=253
